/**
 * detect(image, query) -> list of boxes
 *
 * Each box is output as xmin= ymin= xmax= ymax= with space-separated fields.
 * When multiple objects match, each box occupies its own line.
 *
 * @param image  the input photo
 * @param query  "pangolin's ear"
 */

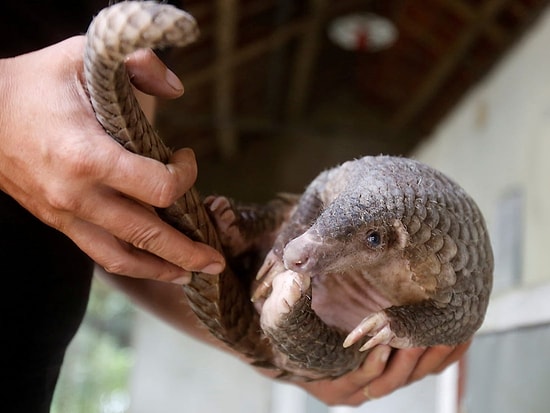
xmin=391 ymin=219 xmax=409 ymax=250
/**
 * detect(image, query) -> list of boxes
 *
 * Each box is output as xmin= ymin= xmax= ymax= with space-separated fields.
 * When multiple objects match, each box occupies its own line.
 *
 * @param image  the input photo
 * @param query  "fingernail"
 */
xmin=172 ymin=274 xmax=192 ymax=285
xmin=165 ymin=69 xmax=184 ymax=93
xmin=200 ymin=262 xmax=224 ymax=275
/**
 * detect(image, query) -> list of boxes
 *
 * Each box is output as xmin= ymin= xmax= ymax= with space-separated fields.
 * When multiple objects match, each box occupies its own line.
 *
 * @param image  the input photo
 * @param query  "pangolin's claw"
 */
xmin=256 ymin=251 xmax=277 ymax=280
xmin=251 ymin=279 xmax=273 ymax=302
xmin=259 ymin=270 xmax=311 ymax=330
xmin=343 ymin=311 xmax=414 ymax=350
xmin=343 ymin=312 xmax=393 ymax=349
xmin=252 ymin=251 xmax=285 ymax=302
xmin=359 ymin=325 xmax=393 ymax=352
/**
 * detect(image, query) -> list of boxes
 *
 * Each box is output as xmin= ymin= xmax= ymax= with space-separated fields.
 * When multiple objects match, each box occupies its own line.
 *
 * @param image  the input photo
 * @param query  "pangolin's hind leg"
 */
xmin=204 ymin=194 xmax=299 ymax=281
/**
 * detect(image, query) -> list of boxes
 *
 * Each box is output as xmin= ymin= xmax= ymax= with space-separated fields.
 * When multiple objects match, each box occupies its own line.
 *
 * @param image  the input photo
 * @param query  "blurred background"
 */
xmin=52 ymin=0 xmax=550 ymax=412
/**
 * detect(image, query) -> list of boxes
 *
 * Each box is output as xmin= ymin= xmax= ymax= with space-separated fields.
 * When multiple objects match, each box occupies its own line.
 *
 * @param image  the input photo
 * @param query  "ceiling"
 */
xmin=156 ymin=0 xmax=549 ymax=191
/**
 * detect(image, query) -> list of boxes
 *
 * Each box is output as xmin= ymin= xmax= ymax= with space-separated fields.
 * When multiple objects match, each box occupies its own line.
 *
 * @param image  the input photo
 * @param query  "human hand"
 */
xmin=0 ymin=36 xmax=225 ymax=282
xmin=295 ymin=341 xmax=471 ymax=406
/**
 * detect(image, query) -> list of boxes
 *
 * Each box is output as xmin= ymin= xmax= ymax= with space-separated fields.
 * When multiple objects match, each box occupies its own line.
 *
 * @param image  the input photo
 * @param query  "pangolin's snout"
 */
xmin=283 ymin=232 xmax=324 ymax=274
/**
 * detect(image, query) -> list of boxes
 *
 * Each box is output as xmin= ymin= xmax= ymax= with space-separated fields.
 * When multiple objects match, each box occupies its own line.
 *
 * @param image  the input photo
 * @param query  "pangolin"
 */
xmin=206 ymin=155 xmax=494 ymax=378
xmin=84 ymin=1 xmax=494 ymax=380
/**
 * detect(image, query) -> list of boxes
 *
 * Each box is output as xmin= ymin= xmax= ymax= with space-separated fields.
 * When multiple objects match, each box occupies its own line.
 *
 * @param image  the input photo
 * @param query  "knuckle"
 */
xmin=40 ymin=208 xmax=68 ymax=232
xmin=57 ymin=143 xmax=99 ymax=178
xmin=102 ymin=261 xmax=126 ymax=275
xmin=126 ymin=223 xmax=165 ymax=253
xmin=177 ymin=244 xmax=202 ymax=271
xmin=44 ymin=147 xmax=101 ymax=213
xmin=98 ymin=254 xmax=130 ymax=276
xmin=44 ymin=185 xmax=82 ymax=212
xmin=185 ymin=249 xmax=204 ymax=271
xmin=150 ymin=150 xmax=197 ymax=208
xmin=152 ymin=175 xmax=181 ymax=208
xmin=99 ymin=246 xmax=135 ymax=276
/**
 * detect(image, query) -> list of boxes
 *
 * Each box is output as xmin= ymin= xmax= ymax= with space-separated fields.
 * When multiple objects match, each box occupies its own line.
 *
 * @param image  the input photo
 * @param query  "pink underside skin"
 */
xmin=310 ymin=271 xmax=393 ymax=333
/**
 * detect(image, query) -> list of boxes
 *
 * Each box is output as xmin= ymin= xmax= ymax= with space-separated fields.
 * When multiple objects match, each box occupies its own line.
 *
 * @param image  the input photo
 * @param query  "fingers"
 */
xmin=69 ymin=188 xmax=225 ymax=276
xmin=295 ymin=345 xmax=392 ymax=407
xmin=352 ymin=345 xmax=393 ymax=386
xmin=292 ymin=342 xmax=470 ymax=407
xmin=345 ymin=345 xmax=393 ymax=405
xmin=409 ymin=341 xmax=471 ymax=382
xmin=363 ymin=347 xmax=426 ymax=399
xmin=104 ymin=147 xmax=198 ymax=208
xmin=125 ymin=48 xmax=183 ymax=98
xmin=68 ymin=218 xmax=192 ymax=283
xmin=362 ymin=342 xmax=470 ymax=399
xmin=58 ymin=121 xmax=224 ymax=277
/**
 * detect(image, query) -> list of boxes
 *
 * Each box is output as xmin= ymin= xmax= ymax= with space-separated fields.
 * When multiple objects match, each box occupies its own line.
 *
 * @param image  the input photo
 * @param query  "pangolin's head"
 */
xmin=282 ymin=156 xmax=493 ymax=303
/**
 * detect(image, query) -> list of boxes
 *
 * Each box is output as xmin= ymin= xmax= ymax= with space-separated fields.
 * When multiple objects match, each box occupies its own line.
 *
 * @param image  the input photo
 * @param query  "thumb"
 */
xmin=125 ymin=48 xmax=184 ymax=98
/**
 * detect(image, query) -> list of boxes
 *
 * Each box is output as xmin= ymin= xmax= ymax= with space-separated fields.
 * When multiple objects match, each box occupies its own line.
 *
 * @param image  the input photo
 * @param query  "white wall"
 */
xmin=129 ymin=308 xmax=274 ymax=413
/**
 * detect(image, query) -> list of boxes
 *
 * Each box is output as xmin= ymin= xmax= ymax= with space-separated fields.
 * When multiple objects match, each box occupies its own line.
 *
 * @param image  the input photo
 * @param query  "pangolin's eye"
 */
xmin=366 ymin=230 xmax=382 ymax=248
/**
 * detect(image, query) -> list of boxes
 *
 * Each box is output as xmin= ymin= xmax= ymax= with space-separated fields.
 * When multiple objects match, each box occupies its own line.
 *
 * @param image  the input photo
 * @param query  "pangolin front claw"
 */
xmin=358 ymin=325 xmax=394 ymax=352
xmin=343 ymin=311 xmax=412 ymax=352
xmin=252 ymin=251 xmax=285 ymax=302
xmin=259 ymin=270 xmax=311 ymax=330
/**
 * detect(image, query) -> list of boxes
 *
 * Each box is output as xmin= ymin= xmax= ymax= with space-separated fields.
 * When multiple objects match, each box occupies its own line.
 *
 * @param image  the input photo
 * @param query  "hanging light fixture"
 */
xmin=328 ymin=13 xmax=398 ymax=52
